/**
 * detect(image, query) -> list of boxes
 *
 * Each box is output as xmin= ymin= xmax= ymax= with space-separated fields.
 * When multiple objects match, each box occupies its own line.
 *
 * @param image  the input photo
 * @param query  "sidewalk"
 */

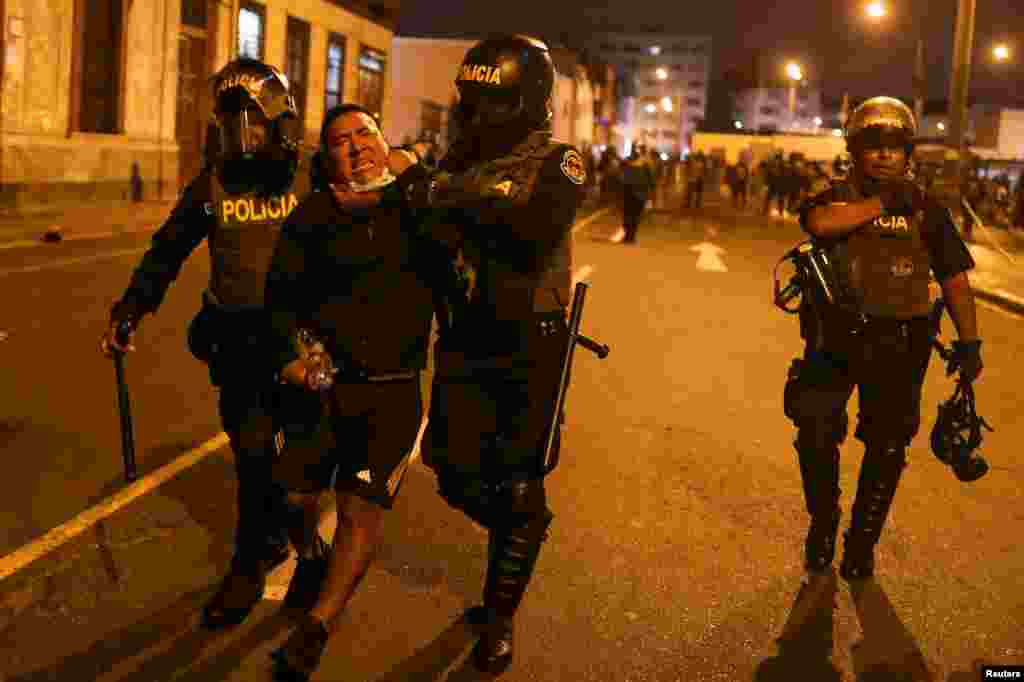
xmin=0 ymin=200 xmax=177 ymax=246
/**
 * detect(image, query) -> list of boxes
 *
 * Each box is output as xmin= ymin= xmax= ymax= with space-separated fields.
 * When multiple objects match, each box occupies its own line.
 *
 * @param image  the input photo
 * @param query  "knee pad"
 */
xmin=794 ymin=414 xmax=848 ymax=453
xmin=437 ymin=474 xmax=552 ymax=532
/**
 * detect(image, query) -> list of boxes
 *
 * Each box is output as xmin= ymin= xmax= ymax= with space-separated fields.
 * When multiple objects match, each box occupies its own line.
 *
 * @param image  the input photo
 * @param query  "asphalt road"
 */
xmin=0 ymin=207 xmax=1021 ymax=681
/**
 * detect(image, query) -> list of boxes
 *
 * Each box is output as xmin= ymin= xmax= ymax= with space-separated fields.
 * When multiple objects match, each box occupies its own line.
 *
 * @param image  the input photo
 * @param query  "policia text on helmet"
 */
xmin=210 ymin=57 xmax=301 ymax=195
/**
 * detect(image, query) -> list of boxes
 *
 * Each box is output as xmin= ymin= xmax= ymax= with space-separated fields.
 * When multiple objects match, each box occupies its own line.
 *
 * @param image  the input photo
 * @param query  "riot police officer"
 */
xmin=787 ymin=97 xmax=983 ymax=581
xmin=100 ymin=58 xmax=310 ymax=628
xmin=414 ymin=35 xmax=586 ymax=673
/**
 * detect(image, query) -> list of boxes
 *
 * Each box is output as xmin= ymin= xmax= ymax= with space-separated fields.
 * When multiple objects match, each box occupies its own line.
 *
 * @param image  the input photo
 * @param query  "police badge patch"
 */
xmin=560 ymin=149 xmax=586 ymax=185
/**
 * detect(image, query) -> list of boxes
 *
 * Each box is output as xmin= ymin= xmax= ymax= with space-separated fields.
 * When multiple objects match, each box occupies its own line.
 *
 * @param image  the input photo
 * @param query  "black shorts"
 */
xmin=273 ymin=378 xmax=423 ymax=509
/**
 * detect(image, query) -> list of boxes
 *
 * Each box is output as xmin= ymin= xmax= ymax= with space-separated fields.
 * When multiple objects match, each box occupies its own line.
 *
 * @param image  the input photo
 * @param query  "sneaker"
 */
xmin=283 ymin=535 xmax=331 ymax=613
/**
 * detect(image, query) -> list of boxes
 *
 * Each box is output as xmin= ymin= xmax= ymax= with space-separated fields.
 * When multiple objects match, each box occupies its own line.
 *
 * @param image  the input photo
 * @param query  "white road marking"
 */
xmin=572 ymin=207 xmax=611 ymax=234
xmin=0 ymin=433 xmax=231 ymax=582
xmin=977 ymin=298 xmax=1024 ymax=321
xmin=690 ymin=242 xmax=728 ymax=273
xmin=0 ymin=247 xmax=149 ymax=277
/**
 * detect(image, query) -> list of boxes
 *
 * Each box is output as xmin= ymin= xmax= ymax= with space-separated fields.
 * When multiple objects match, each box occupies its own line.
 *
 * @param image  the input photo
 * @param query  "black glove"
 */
xmin=875 ymin=179 xmax=927 ymax=215
xmin=947 ymin=339 xmax=983 ymax=384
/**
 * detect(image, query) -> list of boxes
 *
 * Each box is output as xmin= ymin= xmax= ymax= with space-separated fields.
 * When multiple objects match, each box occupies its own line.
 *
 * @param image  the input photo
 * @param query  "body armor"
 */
xmin=207 ymin=158 xmax=311 ymax=308
xmin=456 ymin=130 xmax=573 ymax=319
xmin=823 ymin=183 xmax=931 ymax=319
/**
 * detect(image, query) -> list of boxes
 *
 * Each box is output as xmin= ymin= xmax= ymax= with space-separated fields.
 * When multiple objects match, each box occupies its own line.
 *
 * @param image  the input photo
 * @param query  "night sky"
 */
xmin=397 ymin=0 xmax=1024 ymax=108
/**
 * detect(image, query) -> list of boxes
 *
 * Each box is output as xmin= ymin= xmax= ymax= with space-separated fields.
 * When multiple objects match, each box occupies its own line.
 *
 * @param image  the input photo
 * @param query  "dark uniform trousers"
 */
xmin=423 ymin=312 xmax=568 ymax=616
xmin=785 ymin=311 xmax=934 ymax=570
xmin=189 ymin=304 xmax=291 ymax=563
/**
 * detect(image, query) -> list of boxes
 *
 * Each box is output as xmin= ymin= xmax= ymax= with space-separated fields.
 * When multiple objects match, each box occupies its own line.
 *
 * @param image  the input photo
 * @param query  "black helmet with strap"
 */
xmin=844 ymin=96 xmax=917 ymax=155
xmin=211 ymin=58 xmax=300 ymax=164
xmin=453 ymin=34 xmax=555 ymax=137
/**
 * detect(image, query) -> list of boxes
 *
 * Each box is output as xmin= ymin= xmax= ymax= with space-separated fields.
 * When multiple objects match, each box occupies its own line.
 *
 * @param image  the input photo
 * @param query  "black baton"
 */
xmin=543 ymin=282 xmax=610 ymax=473
xmin=113 ymin=321 xmax=138 ymax=483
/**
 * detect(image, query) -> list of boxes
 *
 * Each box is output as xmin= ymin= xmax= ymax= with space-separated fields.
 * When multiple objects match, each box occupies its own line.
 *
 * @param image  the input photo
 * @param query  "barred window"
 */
xmin=325 ymin=33 xmax=346 ymax=112
xmin=238 ymin=2 xmax=265 ymax=60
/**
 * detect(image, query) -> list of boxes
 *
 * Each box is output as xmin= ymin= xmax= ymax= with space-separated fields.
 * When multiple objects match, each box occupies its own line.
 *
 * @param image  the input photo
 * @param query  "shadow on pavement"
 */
xmin=7 ymin=585 xmax=290 ymax=682
xmin=754 ymin=569 xmax=842 ymax=682
xmin=848 ymin=578 xmax=934 ymax=682
xmin=370 ymin=611 xmax=480 ymax=682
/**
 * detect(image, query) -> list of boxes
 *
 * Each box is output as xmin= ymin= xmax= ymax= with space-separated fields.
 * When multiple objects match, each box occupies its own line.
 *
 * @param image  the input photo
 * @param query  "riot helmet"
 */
xmin=210 ymin=58 xmax=300 ymax=191
xmin=452 ymin=34 xmax=555 ymax=137
xmin=844 ymin=96 xmax=917 ymax=155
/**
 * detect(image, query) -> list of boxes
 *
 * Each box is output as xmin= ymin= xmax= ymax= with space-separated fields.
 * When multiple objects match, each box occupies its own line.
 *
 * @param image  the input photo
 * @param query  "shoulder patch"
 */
xmin=560 ymin=149 xmax=586 ymax=186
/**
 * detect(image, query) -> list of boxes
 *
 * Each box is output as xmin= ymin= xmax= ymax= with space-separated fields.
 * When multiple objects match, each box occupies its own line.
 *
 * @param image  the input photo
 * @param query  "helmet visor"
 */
xmin=852 ymin=125 xmax=912 ymax=151
xmin=217 ymin=106 xmax=270 ymax=159
xmin=456 ymin=83 xmax=523 ymax=128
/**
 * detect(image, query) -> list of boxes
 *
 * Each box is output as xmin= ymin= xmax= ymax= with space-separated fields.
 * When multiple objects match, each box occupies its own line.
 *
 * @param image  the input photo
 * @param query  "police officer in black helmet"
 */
xmin=100 ymin=57 xmax=310 ymax=628
xmin=787 ymin=96 xmax=983 ymax=581
xmin=410 ymin=35 xmax=586 ymax=674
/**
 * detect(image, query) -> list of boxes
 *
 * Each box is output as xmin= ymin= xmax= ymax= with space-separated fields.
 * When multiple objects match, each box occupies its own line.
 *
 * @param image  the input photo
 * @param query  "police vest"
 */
xmin=207 ymin=159 xmax=311 ymax=308
xmin=454 ymin=131 xmax=576 ymax=319
xmin=830 ymin=185 xmax=932 ymax=318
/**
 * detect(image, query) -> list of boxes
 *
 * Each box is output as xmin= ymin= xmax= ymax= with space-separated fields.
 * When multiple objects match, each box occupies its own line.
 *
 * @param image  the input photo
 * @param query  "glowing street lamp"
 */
xmin=785 ymin=62 xmax=804 ymax=82
xmin=649 ymin=45 xmax=662 ymax=56
xmin=655 ymin=67 xmax=668 ymax=80
xmin=644 ymin=103 xmax=657 ymax=114
xmin=866 ymin=1 xmax=886 ymax=19
xmin=734 ymin=121 xmax=744 ymax=130
xmin=993 ymin=44 xmax=1011 ymax=62
xmin=661 ymin=96 xmax=673 ymax=112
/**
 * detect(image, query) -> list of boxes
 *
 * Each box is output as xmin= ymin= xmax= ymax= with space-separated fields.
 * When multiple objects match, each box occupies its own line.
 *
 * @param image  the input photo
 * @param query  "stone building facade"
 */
xmin=0 ymin=0 xmax=399 ymax=214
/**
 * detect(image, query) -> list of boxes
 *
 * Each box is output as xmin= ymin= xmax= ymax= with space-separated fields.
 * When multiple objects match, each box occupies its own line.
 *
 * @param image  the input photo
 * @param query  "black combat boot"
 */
xmin=471 ymin=507 xmax=553 ymax=675
xmin=202 ymin=458 xmax=291 ymax=630
xmin=839 ymin=446 xmax=906 ymax=581
xmin=795 ymin=434 xmax=842 ymax=573
xmin=283 ymin=534 xmax=332 ymax=613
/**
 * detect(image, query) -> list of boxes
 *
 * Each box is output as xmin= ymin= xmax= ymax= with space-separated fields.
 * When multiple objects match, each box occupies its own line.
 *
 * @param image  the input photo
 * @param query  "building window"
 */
xmin=285 ymin=16 xmax=310 ymax=128
xmin=78 ymin=0 xmax=124 ymax=133
xmin=238 ymin=1 xmax=265 ymax=60
xmin=325 ymin=33 xmax=346 ymax=112
xmin=181 ymin=0 xmax=207 ymax=28
xmin=357 ymin=46 xmax=386 ymax=122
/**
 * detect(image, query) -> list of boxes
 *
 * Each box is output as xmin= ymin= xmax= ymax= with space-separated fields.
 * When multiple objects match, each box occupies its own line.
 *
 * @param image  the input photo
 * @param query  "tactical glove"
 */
xmin=876 ymin=180 xmax=927 ymax=215
xmin=947 ymin=339 xmax=983 ymax=384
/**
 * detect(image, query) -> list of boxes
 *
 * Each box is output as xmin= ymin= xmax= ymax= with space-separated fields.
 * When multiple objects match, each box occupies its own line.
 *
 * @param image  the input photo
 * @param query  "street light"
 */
xmin=993 ymin=43 xmax=1011 ymax=62
xmin=655 ymin=67 xmax=668 ymax=80
xmin=785 ymin=62 xmax=803 ymax=130
xmin=661 ymin=96 xmax=673 ymax=112
xmin=866 ymin=1 xmax=886 ymax=18
xmin=645 ymin=103 xmax=657 ymax=114
xmin=860 ymin=1 xmax=926 ymax=140
xmin=734 ymin=120 xmax=744 ymax=130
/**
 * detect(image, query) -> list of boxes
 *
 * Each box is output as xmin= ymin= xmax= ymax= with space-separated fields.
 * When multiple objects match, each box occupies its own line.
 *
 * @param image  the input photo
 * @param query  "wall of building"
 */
xmin=0 ymin=0 xmax=396 ymax=213
xmin=996 ymin=110 xmax=1024 ymax=160
xmin=1 ymin=0 xmax=179 ymax=212
xmin=733 ymin=87 xmax=824 ymax=134
xmin=692 ymin=131 xmax=846 ymax=165
xmin=388 ymin=37 xmax=474 ymax=150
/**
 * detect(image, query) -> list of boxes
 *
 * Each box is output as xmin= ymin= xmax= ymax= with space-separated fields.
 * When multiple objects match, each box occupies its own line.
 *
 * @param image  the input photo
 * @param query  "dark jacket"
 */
xmin=264 ymin=177 xmax=449 ymax=377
